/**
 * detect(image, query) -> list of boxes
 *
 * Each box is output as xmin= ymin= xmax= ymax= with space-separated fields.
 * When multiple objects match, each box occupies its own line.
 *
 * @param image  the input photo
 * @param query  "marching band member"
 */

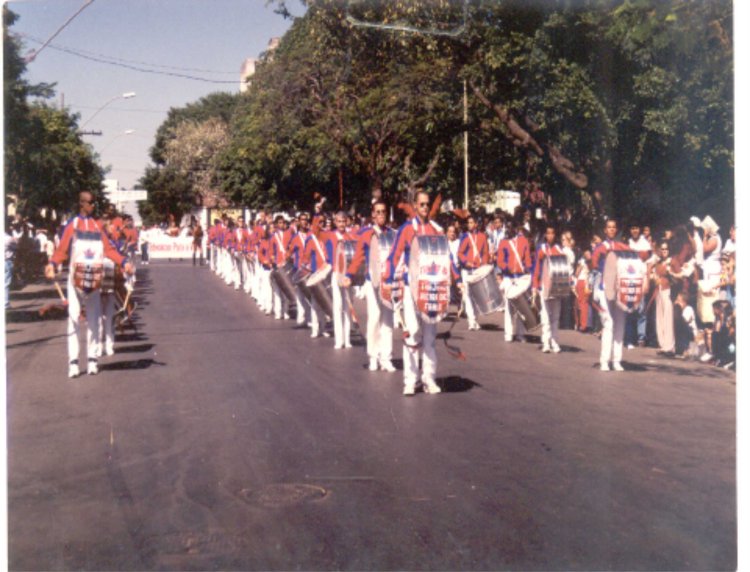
xmin=343 ymin=200 xmax=396 ymax=372
xmin=302 ymin=215 xmax=331 ymax=338
xmin=45 ymin=191 xmax=134 ymax=377
xmin=288 ymin=212 xmax=312 ymax=327
xmin=257 ymin=223 xmax=274 ymax=315
xmin=497 ymin=219 xmax=532 ymax=343
xmin=385 ymin=189 xmax=444 ymax=396
xmin=532 ymin=224 xmax=565 ymax=353
xmin=457 ymin=214 xmax=489 ymax=331
xmin=222 ymin=219 xmax=238 ymax=287
xmin=325 ymin=211 xmax=355 ymax=349
xmin=208 ymin=218 xmax=221 ymax=273
xmin=591 ymin=219 xmax=631 ymax=371
xmin=269 ymin=215 xmax=293 ymax=320
xmin=233 ymin=217 xmax=249 ymax=291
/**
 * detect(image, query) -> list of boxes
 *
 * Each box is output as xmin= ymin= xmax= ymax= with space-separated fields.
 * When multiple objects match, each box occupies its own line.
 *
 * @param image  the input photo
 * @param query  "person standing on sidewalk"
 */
xmin=45 ymin=191 xmax=134 ymax=378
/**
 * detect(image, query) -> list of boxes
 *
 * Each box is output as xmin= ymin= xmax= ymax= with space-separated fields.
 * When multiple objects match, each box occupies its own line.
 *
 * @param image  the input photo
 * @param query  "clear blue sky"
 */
xmin=8 ymin=0 xmax=301 ymax=190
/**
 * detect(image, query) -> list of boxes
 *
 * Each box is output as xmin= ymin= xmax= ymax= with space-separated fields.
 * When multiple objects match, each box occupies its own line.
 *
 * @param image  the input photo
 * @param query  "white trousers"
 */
xmin=503 ymin=287 xmax=527 ymax=340
xmin=271 ymin=277 xmax=289 ymax=319
xmin=260 ymin=267 xmax=273 ymax=313
xmin=461 ymin=269 xmax=478 ymax=326
xmin=296 ymin=287 xmax=311 ymax=326
xmin=539 ymin=295 xmax=561 ymax=347
xmin=595 ymin=289 xmax=626 ymax=365
xmin=99 ymin=292 xmax=117 ymax=357
xmin=231 ymin=254 xmax=242 ymax=289
xmin=67 ymin=276 xmax=101 ymax=366
xmin=331 ymin=274 xmax=351 ymax=347
xmin=210 ymin=244 xmax=217 ymax=272
xmin=401 ymin=285 xmax=437 ymax=387
xmin=310 ymin=296 xmax=328 ymax=336
xmin=364 ymin=281 xmax=394 ymax=362
xmin=242 ymin=257 xmax=253 ymax=294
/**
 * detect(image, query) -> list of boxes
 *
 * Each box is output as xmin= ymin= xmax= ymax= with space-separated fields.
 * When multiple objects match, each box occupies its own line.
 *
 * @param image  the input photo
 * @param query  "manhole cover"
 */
xmin=239 ymin=483 xmax=328 ymax=508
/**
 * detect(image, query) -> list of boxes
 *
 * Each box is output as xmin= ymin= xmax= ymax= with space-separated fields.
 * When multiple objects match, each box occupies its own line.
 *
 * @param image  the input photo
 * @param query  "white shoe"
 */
xmin=379 ymin=360 xmax=397 ymax=372
xmin=505 ymin=337 xmax=513 ymax=343
xmin=403 ymin=384 xmax=416 ymax=396
xmin=424 ymin=381 xmax=442 ymax=394
xmin=322 ymin=332 xmax=331 ymax=338
xmin=542 ymin=345 xmax=551 ymax=353
xmin=368 ymin=358 xmax=379 ymax=371
xmin=626 ymin=344 xmax=635 ymax=350
xmin=613 ymin=362 xmax=624 ymax=372
xmin=344 ymin=343 xmax=353 ymax=349
xmin=334 ymin=344 xmax=344 ymax=350
xmin=600 ymin=362 xmax=610 ymax=372
xmin=551 ymin=342 xmax=561 ymax=354
xmin=68 ymin=363 xmax=80 ymax=378
xmin=87 ymin=360 xmax=98 ymax=375
xmin=700 ymin=352 xmax=713 ymax=363
xmin=283 ymin=313 xmax=291 ymax=320
xmin=310 ymin=331 xmax=319 ymax=338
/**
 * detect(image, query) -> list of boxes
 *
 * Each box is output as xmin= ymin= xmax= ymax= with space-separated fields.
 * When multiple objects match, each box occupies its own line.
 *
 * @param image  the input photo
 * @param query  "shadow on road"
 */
xmin=6 ymin=332 xmax=69 ymax=349
xmin=436 ymin=375 xmax=482 ymax=393
xmin=9 ymin=288 xmax=58 ymax=301
xmin=115 ymin=343 xmax=155 ymax=354
xmin=100 ymin=358 xmax=166 ymax=371
xmin=6 ymin=308 xmax=67 ymax=323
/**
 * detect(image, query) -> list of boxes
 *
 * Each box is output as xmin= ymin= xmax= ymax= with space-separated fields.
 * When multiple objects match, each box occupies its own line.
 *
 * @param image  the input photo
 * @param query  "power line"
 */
xmin=20 ymin=32 xmax=239 ymax=75
xmin=18 ymin=33 xmax=239 ymax=84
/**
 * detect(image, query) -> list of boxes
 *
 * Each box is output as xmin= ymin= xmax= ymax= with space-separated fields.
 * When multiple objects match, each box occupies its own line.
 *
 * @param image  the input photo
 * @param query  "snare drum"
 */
xmin=603 ymin=250 xmax=646 ymax=312
xmin=335 ymin=240 xmax=364 ymax=287
xmin=306 ymin=265 xmax=333 ymax=319
xmin=270 ymin=260 xmax=297 ymax=303
xmin=369 ymin=230 xmax=396 ymax=308
xmin=541 ymin=255 xmax=572 ymax=299
xmin=466 ymin=264 xmax=503 ymax=315
xmin=504 ymin=274 xmax=532 ymax=300
xmin=408 ymin=235 xmax=451 ymax=324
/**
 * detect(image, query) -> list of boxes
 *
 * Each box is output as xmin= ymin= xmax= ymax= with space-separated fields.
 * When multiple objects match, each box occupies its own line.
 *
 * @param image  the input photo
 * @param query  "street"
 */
xmin=6 ymin=261 xmax=736 ymax=570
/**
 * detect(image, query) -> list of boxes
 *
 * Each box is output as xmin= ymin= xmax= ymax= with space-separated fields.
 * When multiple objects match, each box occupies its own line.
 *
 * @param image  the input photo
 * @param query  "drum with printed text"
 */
xmin=408 ymin=235 xmax=451 ymax=324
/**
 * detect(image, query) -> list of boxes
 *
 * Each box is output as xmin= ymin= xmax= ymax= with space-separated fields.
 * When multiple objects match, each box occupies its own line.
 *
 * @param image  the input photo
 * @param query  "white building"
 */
xmin=103 ymin=178 xmax=147 ymax=226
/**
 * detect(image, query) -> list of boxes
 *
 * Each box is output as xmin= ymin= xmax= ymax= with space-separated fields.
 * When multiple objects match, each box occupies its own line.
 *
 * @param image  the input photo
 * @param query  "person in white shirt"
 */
xmin=625 ymin=223 xmax=651 ymax=348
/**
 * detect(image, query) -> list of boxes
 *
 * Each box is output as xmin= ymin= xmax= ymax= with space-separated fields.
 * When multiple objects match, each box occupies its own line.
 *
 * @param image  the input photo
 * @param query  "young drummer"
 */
xmin=532 ymin=224 xmax=566 ymax=353
xmin=457 ymin=214 xmax=489 ymax=331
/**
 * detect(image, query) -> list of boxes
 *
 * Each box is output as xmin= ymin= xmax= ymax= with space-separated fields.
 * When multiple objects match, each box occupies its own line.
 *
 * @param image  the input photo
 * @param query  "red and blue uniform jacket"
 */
xmin=269 ymin=229 xmax=293 ymax=267
xmin=457 ymin=230 xmax=489 ymax=270
xmin=346 ymin=225 xmax=393 ymax=282
xmin=591 ymin=239 xmax=630 ymax=291
xmin=497 ymin=235 xmax=532 ymax=278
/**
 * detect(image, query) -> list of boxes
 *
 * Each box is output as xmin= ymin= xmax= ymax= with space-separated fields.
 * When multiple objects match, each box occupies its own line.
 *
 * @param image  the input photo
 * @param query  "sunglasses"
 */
xmin=417 ymin=202 xmax=429 ymax=207
xmin=373 ymin=209 xmax=386 ymax=214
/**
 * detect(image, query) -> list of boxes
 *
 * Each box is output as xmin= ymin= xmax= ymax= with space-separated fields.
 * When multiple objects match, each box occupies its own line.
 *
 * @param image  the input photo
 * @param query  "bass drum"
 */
xmin=270 ymin=260 xmax=297 ymax=303
xmin=305 ymin=265 xmax=333 ymax=319
xmin=369 ymin=230 xmax=397 ymax=309
xmin=335 ymin=239 xmax=364 ymax=287
xmin=408 ymin=234 xmax=451 ymax=324
xmin=541 ymin=255 xmax=572 ymax=299
xmin=603 ymin=250 xmax=646 ymax=312
xmin=466 ymin=265 xmax=503 ymax=315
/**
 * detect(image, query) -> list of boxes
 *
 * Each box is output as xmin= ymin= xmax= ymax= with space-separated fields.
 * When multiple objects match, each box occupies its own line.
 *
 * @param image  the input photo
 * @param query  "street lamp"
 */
xmin=79 ymin=92 xmax=136 ymax=129
xmin=100 ymin=129 xmax=135 ymax=153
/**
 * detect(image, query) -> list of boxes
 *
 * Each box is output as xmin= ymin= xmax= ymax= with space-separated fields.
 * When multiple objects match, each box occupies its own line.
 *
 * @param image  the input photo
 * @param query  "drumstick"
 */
xmin=54 ymin=281 xmax=67 ymax=304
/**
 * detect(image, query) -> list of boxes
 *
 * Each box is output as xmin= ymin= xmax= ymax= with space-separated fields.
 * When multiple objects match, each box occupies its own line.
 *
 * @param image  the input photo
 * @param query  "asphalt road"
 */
xmin=6 ymin=261 xmax=736 ymax=570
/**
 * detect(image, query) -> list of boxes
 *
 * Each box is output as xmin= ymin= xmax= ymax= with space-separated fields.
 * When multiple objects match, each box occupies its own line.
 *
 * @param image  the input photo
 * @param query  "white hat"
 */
xmin=701 ymin=215 xmax=719 ymax=234
xmin=689 ymin=216 xmax=701 ymax=227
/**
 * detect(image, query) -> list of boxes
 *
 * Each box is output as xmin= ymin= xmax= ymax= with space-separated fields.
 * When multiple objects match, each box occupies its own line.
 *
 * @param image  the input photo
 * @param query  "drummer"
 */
xmin=532 ymin=224 xmax=566 ymax=354
xmin=325 ymin=211 xmax=355 ymax=349
xmin=270 ymin=215 xmax=293 ymax=320
xmin=342 ymin=200 xmax=397 ymax=372
xmin=385 ymin=189 xmax=445 ymax=396
xmin=302 ymin=215 xmax=331 ymax=338
xmin=288 ymin=212 xmax=312 ymax=328
xmin=591 ymin=219 xmax=631 ymax=371
xmin=457 ymin=214 xmax=490 ymax=331
xmin=497 ymin=219 xmax=533 ymax=343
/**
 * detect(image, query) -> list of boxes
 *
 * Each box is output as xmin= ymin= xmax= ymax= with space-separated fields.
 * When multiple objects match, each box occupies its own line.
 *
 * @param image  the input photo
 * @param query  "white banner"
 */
xmin=147 ymin=234 xmax=195 ymax=259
